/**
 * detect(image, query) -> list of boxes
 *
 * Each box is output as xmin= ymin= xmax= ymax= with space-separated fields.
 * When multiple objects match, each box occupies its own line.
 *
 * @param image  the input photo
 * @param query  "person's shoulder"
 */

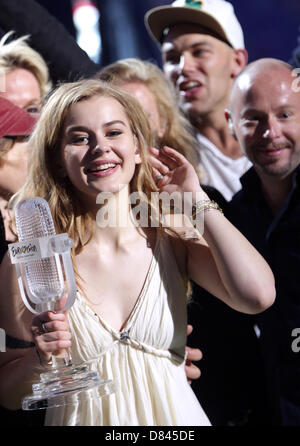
xmin=230 ymin=188 xmax=247 ymax=207
xmin=227 ymin=187 xmax=256 ymax=233
xmin=229 ymin=167 xmax=259 ymax=211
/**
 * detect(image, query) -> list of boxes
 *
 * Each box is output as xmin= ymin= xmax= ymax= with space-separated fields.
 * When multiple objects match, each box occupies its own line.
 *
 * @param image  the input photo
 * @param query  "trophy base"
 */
xmin=22 ymin=363 xmax=115 ymax=410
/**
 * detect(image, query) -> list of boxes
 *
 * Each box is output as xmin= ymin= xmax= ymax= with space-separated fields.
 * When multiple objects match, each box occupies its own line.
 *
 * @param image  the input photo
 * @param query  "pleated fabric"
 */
xmin=45 ymin=235 xmax=211 ymax=426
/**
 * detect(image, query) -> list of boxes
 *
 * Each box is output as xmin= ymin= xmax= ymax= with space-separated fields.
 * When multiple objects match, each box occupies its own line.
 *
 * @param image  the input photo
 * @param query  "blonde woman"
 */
xmin=0 ymin=79 xmax=275 ymax=426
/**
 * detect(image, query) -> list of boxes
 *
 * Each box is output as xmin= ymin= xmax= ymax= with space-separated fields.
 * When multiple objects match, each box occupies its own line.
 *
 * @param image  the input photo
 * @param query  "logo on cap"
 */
xmin=185 ymin=0 xmax=203 ymax=8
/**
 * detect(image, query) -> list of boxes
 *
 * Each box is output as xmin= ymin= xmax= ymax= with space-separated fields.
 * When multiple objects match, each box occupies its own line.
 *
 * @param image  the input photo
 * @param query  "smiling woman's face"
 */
xmin=60 ymin=95 xmax=141 ymax=206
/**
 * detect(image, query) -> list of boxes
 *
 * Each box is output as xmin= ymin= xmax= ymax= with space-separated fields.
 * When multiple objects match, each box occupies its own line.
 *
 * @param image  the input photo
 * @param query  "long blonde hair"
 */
xmin=12 ymin=79 xmax=168 ymax=287
xmin=95 ymin=58 xmax=202 ymax=180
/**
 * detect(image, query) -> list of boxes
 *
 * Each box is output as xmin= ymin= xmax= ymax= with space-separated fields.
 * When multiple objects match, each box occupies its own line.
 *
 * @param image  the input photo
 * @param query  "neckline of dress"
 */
xmin=76 ymin=233 xmax=161 ymax=336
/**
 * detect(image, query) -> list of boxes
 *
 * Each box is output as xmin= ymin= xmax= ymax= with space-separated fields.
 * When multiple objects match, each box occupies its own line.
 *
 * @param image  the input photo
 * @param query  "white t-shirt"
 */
xmin=196 ymin=133 xmax=252 ymax=201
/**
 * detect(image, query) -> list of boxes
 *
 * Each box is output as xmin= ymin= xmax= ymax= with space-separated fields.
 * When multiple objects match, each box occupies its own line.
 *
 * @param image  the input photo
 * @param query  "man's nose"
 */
xmin=181 ymin=52 xmax=197 ymax=76
xmin=266 ymin=116 xmax=282 ymax=139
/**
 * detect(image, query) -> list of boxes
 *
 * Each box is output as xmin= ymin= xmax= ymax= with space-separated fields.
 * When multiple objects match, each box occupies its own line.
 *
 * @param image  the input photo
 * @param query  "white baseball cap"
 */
xmin=145 ymin=0 xmax=245 ymax=49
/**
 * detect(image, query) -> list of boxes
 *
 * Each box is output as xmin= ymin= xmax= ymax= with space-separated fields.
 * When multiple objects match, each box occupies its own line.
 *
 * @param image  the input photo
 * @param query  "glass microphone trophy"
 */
xmin=8 ymin=197 xmax=114 ymax=411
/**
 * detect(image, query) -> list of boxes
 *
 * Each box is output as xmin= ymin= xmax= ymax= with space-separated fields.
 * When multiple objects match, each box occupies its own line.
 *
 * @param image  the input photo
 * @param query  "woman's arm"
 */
xmin=150 ymin=146 xmax=276 ymax=315
xmin=0 ymin=254 xmax=71 ymax=409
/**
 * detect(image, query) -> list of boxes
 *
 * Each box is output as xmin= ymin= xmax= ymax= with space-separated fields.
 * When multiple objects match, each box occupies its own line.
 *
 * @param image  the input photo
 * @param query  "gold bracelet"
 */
xmin=191 ymin=200 xmax=223 ymax=219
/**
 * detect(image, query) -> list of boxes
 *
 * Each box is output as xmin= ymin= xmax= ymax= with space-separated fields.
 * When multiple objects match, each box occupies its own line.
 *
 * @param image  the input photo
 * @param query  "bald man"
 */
xmin=227 ymin=59 xmax=300 ymax=426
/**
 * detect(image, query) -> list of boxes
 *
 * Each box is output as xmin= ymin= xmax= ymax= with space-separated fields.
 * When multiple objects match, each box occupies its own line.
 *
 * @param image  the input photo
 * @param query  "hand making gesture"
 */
xmin=149 ymin=146 xmax=207 ymax=201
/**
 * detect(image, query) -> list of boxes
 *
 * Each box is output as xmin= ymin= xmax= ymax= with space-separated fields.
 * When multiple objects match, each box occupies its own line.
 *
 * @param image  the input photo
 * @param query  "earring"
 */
xmin=227 ymin=118 xmax=234 ymax=135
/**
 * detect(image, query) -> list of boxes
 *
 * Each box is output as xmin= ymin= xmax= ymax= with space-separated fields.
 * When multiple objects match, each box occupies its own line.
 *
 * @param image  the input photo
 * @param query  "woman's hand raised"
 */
xmin=149 ymin=146 xmax=206 ymax=201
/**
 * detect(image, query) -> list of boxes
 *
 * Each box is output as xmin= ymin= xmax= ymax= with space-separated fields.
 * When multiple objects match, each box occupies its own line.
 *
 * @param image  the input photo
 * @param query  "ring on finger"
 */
xmin=155 ymin=174 xmax=164 ymax=183
xmin=32 ymin=327 xmax=44 ymax=336
xmin=41 ymin=323 xmax=47 ymax=333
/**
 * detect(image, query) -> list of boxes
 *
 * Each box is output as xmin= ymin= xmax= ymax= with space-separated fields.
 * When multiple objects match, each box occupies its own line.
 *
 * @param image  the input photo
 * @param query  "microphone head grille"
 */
xmin=15 ymin=197 xmax=56 ymax=241
xmin=14 ymin=197 xmax=64 ymax=302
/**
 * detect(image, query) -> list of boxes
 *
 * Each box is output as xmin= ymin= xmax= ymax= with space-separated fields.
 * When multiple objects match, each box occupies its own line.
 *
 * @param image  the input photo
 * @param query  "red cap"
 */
xmin=0 ymin=97 xmax=37 ymax=138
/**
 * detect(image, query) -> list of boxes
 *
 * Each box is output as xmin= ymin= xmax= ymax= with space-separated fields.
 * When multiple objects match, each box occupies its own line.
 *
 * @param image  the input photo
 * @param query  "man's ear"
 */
xmin=231 ymin=49 xmax=248 ymax=78
xmin=225 ymin=109 xmax=237 ymax=140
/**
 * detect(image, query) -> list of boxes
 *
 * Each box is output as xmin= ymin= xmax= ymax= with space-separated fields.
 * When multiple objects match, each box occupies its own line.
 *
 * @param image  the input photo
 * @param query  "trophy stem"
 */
xmin=21 ymin=299 xmax=115 ymax=411
xmin=51 ymin=351 xmax=73 ymax=369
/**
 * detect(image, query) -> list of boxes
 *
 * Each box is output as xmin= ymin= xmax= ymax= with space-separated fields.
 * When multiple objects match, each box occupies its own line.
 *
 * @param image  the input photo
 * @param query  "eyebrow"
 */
xmin=240 ymin=108 xmax=262 ymax=117
xmin=164 ymin=41 xmax=212 ymax=53
xmin=241 ymin=104 xmax=298 ymax=117
xmin=103 ymin=120 xmax=126 ymax=127
xmin=187 ymin=41 xmax=212 ymax=50
xmin=66 ymin=120 xmax=126 ymax=133
xmin=24 ymin=100 xmax=41 ymax=106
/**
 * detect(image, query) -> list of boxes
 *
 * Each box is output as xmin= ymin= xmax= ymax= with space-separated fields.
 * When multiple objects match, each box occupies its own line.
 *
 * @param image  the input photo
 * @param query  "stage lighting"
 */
xmin=72 ymin=0 xmax=101 ymax=63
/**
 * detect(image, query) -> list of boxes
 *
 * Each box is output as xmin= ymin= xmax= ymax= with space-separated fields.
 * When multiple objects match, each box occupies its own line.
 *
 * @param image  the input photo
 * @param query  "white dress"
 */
xmin=45 ymin=235 xmax=211 ymax=426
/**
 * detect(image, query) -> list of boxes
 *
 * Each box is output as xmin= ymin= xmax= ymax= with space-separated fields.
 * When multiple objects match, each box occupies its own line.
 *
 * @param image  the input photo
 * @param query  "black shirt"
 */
xmin=188 ymin=184 xmax=269 ymax=426
xmin=228 ymin=166 xmax=300 ymax=426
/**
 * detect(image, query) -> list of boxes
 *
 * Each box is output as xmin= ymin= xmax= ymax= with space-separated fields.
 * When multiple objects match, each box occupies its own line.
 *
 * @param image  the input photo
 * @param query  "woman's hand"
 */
xmin=31 ymin=310 xmax=71 ymax=366
xmin=149 ymin=146 xmax=209 ymax=234
xmin=149 ymin=146 xmax=206 ymax=201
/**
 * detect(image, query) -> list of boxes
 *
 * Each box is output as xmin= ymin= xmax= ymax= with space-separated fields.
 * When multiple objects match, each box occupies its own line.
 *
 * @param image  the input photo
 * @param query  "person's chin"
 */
xmin=257 ymin=159 xmax=292 ymax=178
xmin=181 ymin=102 xmax=201 ymax=120
xmin=182 ymin=95 xmax=210 ymax=114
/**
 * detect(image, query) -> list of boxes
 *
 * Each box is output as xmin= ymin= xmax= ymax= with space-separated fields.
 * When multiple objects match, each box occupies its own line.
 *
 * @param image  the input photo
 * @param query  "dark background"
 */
xmin=36 ymin=0 xmax=300 ymax=67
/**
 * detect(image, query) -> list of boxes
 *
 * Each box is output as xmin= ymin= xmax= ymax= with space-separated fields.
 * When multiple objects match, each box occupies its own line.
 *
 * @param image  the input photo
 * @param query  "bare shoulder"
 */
xmin=0 ymin=252 xmax=33 ymax=342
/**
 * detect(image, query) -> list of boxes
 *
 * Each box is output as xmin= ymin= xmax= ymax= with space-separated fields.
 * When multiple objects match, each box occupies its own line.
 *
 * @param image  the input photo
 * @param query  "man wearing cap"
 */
xmin=0 ymin=97 xmax=37 ymax=242
xmin=145 ymin=0 xmax=251 ymax=201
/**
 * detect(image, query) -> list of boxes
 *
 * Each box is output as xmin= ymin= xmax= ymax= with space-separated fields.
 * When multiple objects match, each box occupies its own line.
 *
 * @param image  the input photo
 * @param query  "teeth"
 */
xmin=182 ymin=81 xmax=200 ymax=90
xmin=90 ymin=163 xmax=116 ymax=172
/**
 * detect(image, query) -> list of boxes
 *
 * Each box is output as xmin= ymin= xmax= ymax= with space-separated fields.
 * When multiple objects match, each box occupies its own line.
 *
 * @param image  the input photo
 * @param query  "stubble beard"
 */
xmin=256 ymin=152 xmax=300 ymax=179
